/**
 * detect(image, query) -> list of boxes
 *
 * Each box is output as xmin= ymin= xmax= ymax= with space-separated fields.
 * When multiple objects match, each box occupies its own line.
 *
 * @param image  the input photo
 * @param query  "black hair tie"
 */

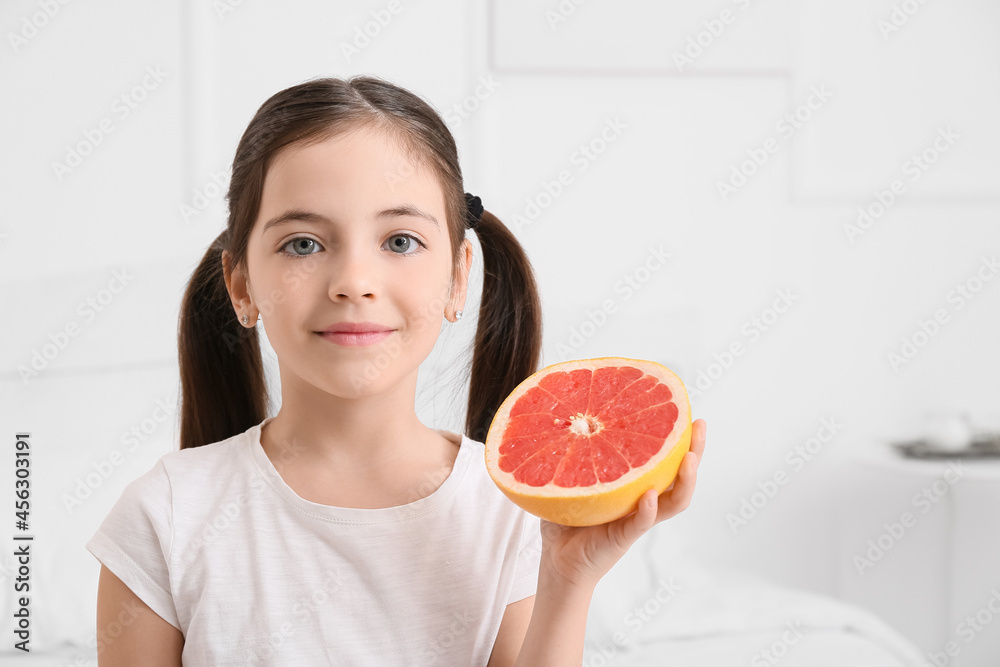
xmin=464 ymin=192 xmax=483 ymax=229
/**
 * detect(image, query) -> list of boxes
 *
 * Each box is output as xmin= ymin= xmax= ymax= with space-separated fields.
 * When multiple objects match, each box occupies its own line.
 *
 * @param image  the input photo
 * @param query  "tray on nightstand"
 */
xmin=891 ymin=433 xmax=1000 ymax=459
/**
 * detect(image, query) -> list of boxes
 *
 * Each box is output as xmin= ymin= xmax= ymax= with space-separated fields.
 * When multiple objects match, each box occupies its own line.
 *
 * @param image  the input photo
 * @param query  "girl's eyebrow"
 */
xmin=262 ymin=205 xmax=439 ymax=234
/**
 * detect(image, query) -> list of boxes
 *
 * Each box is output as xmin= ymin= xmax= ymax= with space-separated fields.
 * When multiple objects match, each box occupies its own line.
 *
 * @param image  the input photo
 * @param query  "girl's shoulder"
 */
xmin=155 ymin=426 xmax=257 ymax=491
xmin=453 ymin=434 xmax=534 ymax=513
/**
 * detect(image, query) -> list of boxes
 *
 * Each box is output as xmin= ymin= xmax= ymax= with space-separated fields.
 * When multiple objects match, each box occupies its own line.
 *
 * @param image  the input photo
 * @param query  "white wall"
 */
xmin=1 ymin=0 xmax=998 ymax=658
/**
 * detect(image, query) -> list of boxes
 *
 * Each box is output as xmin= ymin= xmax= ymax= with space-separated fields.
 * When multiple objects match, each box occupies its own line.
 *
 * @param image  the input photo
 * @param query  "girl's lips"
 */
xmin=318 ymin=330 xmax=394 ymax=347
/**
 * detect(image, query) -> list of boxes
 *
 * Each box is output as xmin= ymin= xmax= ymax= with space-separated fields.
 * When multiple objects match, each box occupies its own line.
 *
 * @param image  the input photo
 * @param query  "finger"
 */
xmin=655 ymin=453 xmax=698 ymax=521
xmin=678 ymin=451 xmax=699 ymax=491
xmin=664 ymin=445 xmax=699 ymax=492
xmin=690 ymin=419 xmax=707 ymax=460
xmin=620 ymin=488 xmax=658 ymax=546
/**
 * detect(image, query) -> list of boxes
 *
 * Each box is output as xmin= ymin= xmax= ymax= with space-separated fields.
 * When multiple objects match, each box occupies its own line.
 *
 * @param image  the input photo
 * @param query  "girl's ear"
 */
xmin=222 ymin=250 xmax=258 ymax=324
xmin=448 ymin=239 xmax=473 ymax=320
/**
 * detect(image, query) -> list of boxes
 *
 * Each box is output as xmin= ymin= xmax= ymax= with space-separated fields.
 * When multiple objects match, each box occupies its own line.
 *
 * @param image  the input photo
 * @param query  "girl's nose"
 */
xmin=328 ymin=247 xmax=378 ymax=301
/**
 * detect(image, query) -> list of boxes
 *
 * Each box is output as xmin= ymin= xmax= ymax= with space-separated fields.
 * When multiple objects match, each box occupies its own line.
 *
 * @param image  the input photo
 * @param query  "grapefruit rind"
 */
xmin=484 ymin=357 xmax=693 ymax=527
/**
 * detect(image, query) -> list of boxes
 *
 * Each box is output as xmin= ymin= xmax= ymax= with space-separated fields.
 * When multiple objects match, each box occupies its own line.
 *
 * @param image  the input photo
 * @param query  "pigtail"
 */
xmin=177 ymin=229 xmax=268 ymax=449
xmin=464 ymin=210 xmax=543 ymax=443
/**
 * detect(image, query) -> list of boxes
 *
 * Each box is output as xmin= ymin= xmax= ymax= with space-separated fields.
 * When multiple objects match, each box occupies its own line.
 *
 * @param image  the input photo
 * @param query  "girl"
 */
xmin=87 ymin=75 xmax=707 ymax=666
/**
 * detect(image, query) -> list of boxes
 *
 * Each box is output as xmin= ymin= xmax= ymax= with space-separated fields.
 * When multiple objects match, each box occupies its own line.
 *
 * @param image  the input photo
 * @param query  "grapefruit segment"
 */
xmin=484 ymin=357 xmax=693 ymax=526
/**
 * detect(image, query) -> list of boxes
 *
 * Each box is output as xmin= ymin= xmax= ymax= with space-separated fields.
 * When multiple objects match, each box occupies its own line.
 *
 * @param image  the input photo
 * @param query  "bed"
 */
xmin=580 ymin=544 xmax=926 ymax=667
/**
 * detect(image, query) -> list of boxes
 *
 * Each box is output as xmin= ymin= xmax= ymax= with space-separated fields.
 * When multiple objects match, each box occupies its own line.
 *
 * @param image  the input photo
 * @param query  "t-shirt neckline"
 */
xmin=247 ymin=416 xmax=472 ymax=524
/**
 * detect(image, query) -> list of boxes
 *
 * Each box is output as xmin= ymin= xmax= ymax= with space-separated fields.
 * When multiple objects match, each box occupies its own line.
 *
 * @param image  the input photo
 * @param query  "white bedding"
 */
xmin=591 ymin=630 xmax=918 ymax=667
xmin=583 ymin=562 xmax=927 ymax=666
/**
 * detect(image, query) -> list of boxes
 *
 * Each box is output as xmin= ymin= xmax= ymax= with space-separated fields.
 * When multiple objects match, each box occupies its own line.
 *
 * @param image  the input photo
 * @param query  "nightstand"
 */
xmin=835 ymin=444 xmax=1000 ymax=667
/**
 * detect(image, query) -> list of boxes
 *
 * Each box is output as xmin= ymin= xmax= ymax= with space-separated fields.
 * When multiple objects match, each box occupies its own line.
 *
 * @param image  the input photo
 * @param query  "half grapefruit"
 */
xmin=484 ymin=357 xmax=692 ymax=527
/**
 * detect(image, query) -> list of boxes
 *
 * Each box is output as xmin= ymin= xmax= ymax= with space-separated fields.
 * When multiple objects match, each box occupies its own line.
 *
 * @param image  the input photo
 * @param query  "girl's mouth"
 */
xmin=317 ymin=330 xmax=394 ymax=347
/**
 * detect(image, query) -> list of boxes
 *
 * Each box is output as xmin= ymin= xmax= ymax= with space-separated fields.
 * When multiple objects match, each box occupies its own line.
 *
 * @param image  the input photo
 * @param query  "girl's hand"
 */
xmin=537 ymin=419 xmax=707 ymax=591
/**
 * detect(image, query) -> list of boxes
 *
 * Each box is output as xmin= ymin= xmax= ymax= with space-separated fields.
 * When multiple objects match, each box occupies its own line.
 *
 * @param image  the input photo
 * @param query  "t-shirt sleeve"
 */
xmin=85 ymin=457 xmax=180 ymax=631
xmin=507 ymin=512 xmax=542 ymax=605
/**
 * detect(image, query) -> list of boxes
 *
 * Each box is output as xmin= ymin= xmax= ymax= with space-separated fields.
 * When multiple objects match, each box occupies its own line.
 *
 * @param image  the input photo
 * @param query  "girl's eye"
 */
xmin=279 ymin=234 xmax=425 ymax=258
xmin=281 ymin=237 xmax=322 ymax=257
xmin=384 ymin=234 xmax=426 ymax=255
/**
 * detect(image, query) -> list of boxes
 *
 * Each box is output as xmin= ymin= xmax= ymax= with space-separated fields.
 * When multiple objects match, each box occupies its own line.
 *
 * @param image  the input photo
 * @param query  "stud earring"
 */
xmin=455 ymin=310 xmax=463 ymax=321
xmin=241 ymin=313 xmax=249 ymax=325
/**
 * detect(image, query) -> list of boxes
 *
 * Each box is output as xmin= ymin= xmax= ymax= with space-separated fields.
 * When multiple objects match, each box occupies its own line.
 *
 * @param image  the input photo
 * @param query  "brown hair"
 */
xmin=177 ymin=75 xmax=542 ymax=449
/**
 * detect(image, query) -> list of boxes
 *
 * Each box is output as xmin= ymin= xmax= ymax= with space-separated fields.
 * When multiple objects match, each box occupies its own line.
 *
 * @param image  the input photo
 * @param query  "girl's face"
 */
xmin=227 ymin=126 xmax=471 ymax=398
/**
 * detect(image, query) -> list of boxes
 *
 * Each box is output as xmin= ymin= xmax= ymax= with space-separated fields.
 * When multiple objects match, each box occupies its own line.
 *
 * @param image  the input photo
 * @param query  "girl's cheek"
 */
xmin=254 ymin=280 xmax=294 ymax=319
xmin=282 ymin=258 xmax=320 ymax=289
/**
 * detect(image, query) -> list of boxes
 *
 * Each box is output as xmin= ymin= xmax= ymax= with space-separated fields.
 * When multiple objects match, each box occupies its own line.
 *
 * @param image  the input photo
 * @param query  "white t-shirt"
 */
xmin=86 ymin=416 xmax=542 ymax=666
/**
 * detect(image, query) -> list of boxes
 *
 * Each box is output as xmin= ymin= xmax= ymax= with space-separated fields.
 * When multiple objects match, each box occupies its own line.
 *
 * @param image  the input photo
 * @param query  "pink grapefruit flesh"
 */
xmin=484 ymin=357 xmax=693 ymax=526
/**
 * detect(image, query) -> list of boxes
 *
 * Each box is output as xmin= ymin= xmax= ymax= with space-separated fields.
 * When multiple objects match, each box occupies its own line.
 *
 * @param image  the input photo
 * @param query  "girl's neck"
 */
xmin=259 ymin=411 xmax=461 ymax=510
xmin=275 ymin=364 xmax=425 ymax=456
xmin=257 ymin=369 xmax=461 ymax=505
